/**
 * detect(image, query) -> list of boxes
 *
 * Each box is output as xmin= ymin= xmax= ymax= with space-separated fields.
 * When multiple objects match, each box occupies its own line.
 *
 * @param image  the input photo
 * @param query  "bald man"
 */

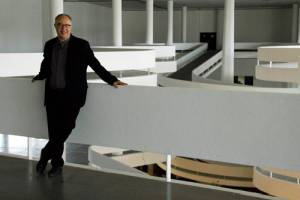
xmin=33 ymin=14 xmax=126 ymax=177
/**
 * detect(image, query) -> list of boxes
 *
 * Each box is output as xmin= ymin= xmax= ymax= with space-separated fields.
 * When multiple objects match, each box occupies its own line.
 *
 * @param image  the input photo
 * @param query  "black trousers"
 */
xmin=40 ymin=89 xmax=81 ymax=167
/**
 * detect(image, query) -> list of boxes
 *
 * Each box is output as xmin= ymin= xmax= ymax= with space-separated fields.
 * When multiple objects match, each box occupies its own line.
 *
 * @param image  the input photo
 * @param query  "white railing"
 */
xmin=177 ymin=43 xmax=208 ymax=69
xmin=90 ymin=48 xmax=156 ymax=71
xmin=255 ymin=167 xmax=300 ymax=185
xmin=132 ymin=42 xmax=201 ymax=52
xmin=235 ymin=42 xmax=295 ymax=50
xmin=0 ymin=53 xmax=43 ymax=77
xmin=253 ymin=167 xmax=300 ymax=200
xmin=174 ymin=43 xmax=203 ymax=51
xmin=0 ymin=48 xmax=156 ymax=77
xmin=192 ymin=51 xmax=223 ymax=78
xmin=93 ymin=45 xmax=175 ymax=60
xmin=1 ymin=77 xmax=300 ymax=172
xmin=256 ymin=46 xmax=300 ymax=83
xmin=93 ymin=45 xmax=177 ymax=74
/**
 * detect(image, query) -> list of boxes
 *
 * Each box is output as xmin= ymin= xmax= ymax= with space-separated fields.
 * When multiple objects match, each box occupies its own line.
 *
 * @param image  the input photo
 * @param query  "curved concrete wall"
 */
xmin=1 ymin=78 xmax=300 ymax=172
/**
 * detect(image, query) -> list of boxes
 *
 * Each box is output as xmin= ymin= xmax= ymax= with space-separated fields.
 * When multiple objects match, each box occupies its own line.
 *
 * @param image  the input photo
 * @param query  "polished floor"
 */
xmin=0 ymin=155 xmax=276 ymax=200
xmin=0 ymin=134 xmax=278 ymax=200
xmin=0 ymin=134 xmax=89 ymax=165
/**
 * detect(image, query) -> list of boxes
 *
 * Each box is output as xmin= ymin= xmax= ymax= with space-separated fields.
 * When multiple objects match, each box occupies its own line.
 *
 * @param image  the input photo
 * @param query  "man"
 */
xmin=32 ymin=14 xmax=127 ymax=177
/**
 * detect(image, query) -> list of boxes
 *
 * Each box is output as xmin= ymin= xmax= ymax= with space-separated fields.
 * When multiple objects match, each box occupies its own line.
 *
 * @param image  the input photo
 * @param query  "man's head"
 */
xmin=54 ymin=14 xmax=72 ymax=41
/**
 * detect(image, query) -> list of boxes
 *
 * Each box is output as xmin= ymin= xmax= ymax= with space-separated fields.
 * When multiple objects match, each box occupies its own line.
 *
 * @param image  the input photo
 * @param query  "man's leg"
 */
xmin=48 ymin=104 xmax=81 ymax=176
xmin=36 ymin=103 xmax=61 ymax=174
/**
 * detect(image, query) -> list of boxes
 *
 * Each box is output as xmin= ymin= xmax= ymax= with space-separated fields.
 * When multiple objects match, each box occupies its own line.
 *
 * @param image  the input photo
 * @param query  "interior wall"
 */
xmin=124 ymin=7 xmax=291 ymax=46
xmin=123 ymin=11 xmax=146 ymax=44
xmin=235 ymin=8 xmax=292 ymax=42
xmin=217 ymin=8 xmax=292 ymax=48
xmin=64 ymin=2 xmax=113 ymax=46
xmin=123 ymin=9 xmax=217 ymax=44
xmin=0 ymin=2 xmax=294 ymax=52
xmin=0 ymin=0 xmax=42 ymax=53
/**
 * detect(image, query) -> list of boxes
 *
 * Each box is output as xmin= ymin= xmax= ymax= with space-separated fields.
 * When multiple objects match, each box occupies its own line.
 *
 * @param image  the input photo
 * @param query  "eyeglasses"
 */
xmin=55 ymin=23 xmax=72 ymax=29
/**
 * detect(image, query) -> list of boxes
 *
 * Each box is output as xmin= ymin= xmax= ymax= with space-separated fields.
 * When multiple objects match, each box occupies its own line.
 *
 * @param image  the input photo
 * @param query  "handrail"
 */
xmin=255 ymin=167 xmax=300 ymax=185
xmin=176 ymin=43 xmax=208 ymax=69
xmin=253 ymin=166 xmax=300 ymax=200
xmin=158 ymin=74 xmax=298 ymax=93
xmin=92 ymin=45 xmax=176 ymax=60
xmin=192 ymin=51 xmax=223 ymax=78
xmin=258 ymin=46 xmax=300 ymax=62
xmin=235 ymin=42 xmax=295 ymax=50
xmin=174 ymin=43 xmax=204 ymax=51
xmin=256 ymin=46 xmax=300 ymax=83
xmin=0 ymin=48 xmax=156 ymax=77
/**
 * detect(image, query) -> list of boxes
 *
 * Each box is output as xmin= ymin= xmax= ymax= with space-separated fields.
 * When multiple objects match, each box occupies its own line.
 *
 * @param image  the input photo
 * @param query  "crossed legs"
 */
xmin=37 ymin=101 xmax=81 ymax=175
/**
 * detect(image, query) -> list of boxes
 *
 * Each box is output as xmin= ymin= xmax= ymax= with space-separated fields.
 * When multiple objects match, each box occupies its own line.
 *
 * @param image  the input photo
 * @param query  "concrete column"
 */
xmin=182 ymin=6 xmax=187 ymax=43
xmin=50 ymin=0 xmax=64 ymax=37
xmin=167 ymin=0 xmax=173 ymax=45
xmin=146 ymin=0 xmax=154 ymax=45
xmin=297 ymin=6 xmax=300 ymax=43
xmin=292 ymin=4 xmax=298 ymax=43
xmin=113 ymin=0 xmax=122 ymax=46
xmin=221 ymin=0 xmax=235 ymax=83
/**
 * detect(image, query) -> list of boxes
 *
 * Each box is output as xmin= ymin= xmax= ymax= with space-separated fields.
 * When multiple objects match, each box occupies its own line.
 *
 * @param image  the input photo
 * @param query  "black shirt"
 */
xmin=49 ymin=39 xmax=69 ymax=89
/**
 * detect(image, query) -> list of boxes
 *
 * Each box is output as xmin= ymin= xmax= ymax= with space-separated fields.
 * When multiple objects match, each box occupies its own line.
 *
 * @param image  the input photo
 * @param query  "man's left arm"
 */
xmin=85 ymin=42 xmax=127 ymax=88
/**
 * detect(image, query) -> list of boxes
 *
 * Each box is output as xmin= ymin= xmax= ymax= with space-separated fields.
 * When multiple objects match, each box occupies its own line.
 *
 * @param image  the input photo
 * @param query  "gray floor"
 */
xmin=0 ymin=155 xmax=273 ymax=200
xmin=0 ymin=134 xmax=89 ymax=165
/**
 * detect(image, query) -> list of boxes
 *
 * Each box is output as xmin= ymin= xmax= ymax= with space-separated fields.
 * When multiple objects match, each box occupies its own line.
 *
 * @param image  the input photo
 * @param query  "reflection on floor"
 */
xmin=0 ymin=155 xmax=274 ymax=200
xmin=0 ymin=134 xmax=89 ymax=165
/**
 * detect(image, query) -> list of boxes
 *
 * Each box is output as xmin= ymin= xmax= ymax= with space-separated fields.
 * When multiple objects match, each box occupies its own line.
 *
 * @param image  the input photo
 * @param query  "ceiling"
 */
xmin=65 ymin=0 xmax=300 ymax=10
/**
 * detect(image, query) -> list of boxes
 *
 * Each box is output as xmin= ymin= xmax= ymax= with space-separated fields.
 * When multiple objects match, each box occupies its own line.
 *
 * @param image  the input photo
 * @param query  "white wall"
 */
xmin=187 ymin=10 xmax=217 ymax=42
xmin=41 ymin=0 xmax=51 ymax=45
xmin=64 ymin=2 xmax=113 ymax=46
xmin=235 ymin=8 xmax=292 ymax=42
xmin=124 ymin=8 xmax=291 ymax=46
xmin=217 ymin=8 xmax=292 ymax=48
xmin=123 ymin=11 xmax=146 ymax=44
xmin=0 ymin=0 xmax=42 ymax=53
xmin=0 ymin=2 xmax=294 ymax=52
xmin=123 ymin=10 xmax=217 ymax=44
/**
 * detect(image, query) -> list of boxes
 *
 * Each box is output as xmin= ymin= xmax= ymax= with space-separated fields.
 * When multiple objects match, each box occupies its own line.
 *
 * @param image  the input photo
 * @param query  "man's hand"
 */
xmin=113 ymin=80 xmax=127 ymax=88
xmin=32 ymin=75 xmax=43 ymax=82
xmin=32 ymin=77 xmax=37 ymax=83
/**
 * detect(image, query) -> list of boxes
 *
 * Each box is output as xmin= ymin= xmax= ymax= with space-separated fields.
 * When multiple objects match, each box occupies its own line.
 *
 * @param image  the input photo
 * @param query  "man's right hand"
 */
xmin=32 ymin=75 xmax=42 ymax=82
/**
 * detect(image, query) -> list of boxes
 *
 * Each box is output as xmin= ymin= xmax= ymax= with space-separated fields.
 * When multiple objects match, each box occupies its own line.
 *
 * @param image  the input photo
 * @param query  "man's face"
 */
xmin=55 ymin=16 xmax=72 ymax=41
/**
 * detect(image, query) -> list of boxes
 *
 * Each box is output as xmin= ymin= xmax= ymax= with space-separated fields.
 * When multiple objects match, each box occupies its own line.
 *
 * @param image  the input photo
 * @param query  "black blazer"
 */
xmin=35 ymin=35 xmax=118 ymax=107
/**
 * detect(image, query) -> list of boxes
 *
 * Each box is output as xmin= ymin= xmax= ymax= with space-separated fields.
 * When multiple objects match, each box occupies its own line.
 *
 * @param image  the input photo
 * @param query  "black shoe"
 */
xmin=36 ymin=160 xmax=47 ymax=175
xmin=48 ymin=166 xmax=63 ymax=177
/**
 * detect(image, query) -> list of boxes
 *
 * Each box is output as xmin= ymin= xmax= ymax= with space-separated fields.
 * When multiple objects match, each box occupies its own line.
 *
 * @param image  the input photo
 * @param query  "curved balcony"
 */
xmin=157 ymin=157 xmax=253 ymax=188
xmin=0 ymin=47 xmax=156 ymax=77
xmin=256 ymin=46 xmax=300 ymax=83
xmin=254 ymin=167 xmax=300 ymax=200
xmin=1 ymin=42 xmax=300 ymax=200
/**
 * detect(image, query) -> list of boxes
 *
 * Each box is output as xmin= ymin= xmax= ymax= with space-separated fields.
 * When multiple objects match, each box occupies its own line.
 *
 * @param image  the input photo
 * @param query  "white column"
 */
xmin=221 ymin=0 xmax=235 ymax=83
xmin=182 ymin=6 xmax=187 ymax=43
xmin=113 ymin=0 xmax=122 ymax=46
xmin=292 ymin=4 xmax=298 ymax=43
xmin=146 ymin=0 xmax=154 ymax=45
xmin=166 ymin=154 xmax=172 ymax=182
xmin=50 ymin=0 xmax=64 ymax=37
xmin=167 ymin=0 xmax=173 ymax=45
xmin=297 ymin=6 xmax=300 ymax=43
xmin=27 ymin=137 xmax=33 ymax=160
